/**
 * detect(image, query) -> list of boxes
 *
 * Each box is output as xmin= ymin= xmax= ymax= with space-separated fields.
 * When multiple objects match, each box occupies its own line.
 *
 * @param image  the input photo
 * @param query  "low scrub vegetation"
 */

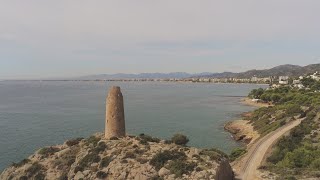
xmin=26 ymin=162 xmax=45 ymax=178
xmin=167 ymin=159 xmax=196 ymax=177
xmin=99 ymin=156 xmax=113 ymax=168
xmin=229 ymin=148 xmax=247 ymax=162
xmin=138 ymin=133 xmax=160 ymax=143
xmin=38 ymin=147 xmax=60 ymax=157
xmin=200 ymin=148 xmax=228 ymax=161
xmin=66 ymin=138 xmax=83 ymax=147
xmin=149 ymin=150 xmax=187 ymax=170
xmin=85 ymin=136 xmax=101 ymax=146
xmin=78 ymin=151 xmax=101 ymax=170
xmin=171 ymin=134 xmax=189 ymax=146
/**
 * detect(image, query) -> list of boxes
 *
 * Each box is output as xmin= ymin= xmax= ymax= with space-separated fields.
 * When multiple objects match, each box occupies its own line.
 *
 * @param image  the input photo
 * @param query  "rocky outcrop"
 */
xmin=105 ymin=86 xmax=126 ymax=139
xmin=0 ymin=133 xmax=235 ymax=180
xmin=224 ymin=120 xmax=259 ymax=144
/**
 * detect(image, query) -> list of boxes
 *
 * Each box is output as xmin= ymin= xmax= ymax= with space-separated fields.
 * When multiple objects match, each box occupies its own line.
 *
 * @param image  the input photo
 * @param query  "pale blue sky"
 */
xmin=0 ymin=0 xmax=320 ymax=79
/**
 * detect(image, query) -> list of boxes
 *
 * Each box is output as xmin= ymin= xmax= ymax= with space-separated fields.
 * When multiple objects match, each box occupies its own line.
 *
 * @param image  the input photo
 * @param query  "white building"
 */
xmin=251 ymin=76 xmax=258 ymax=82
xmin=311 ymin=72 xmax=320 ymax=81
xmin=279 ymin=76 xmax=289 ymax=85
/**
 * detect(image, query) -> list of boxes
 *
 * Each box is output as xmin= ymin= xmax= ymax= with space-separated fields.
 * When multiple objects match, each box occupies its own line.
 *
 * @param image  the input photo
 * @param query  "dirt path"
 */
xmin=233 ymin=118 xmax=303 ymax=180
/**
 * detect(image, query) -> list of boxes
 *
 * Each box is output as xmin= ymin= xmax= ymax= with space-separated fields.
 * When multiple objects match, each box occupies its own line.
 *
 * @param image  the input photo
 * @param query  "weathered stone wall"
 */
xmin=105 ymin=86 xmax=126 ymax=139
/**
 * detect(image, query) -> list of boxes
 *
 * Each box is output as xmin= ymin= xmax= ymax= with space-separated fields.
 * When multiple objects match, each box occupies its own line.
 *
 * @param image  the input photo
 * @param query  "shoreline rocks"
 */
xmin=224 ymin=120 xmax=259 ymax=144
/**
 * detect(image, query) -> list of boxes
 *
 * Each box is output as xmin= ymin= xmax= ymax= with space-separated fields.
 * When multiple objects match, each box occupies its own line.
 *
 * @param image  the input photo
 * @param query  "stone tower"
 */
xmin=105 ymin=86 xmax=126 ymax=139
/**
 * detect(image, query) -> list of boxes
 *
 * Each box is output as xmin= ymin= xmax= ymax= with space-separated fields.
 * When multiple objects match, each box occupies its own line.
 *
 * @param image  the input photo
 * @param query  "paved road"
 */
xmin=239 ymin=118 xmax=303 ymax=180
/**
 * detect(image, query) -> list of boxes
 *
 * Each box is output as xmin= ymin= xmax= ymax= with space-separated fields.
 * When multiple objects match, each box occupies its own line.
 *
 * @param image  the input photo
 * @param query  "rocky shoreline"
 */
xmin=224 ymin=120 xmax=259 ymax=145
xmin=224 ymin=99 xmax=261 ymax=145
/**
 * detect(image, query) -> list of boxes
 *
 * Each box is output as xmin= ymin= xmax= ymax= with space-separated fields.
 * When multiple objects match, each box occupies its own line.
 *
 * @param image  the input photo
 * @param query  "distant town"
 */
xmin=72 ymin=71 xmax=320 ymax=88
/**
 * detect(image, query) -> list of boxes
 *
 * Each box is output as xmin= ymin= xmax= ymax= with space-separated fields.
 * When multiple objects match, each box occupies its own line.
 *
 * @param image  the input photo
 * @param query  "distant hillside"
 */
xmin=203 ymin=64 xmax=320 ymax=79
xmin=78 ymin=72 xmax=212 ymax=80
xmin=77 ymin=64 xmax=320 ymax=80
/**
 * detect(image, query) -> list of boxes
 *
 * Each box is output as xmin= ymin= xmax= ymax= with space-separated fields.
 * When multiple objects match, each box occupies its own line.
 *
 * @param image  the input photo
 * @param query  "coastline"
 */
xmin=224 ymin=98 xmax=263 ymax=145
xmin=224 ymin=119 xmax=259 ymax=145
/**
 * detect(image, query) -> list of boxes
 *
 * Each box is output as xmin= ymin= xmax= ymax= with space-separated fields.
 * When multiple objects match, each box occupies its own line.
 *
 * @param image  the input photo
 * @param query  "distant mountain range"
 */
xmin=200 ymin=64 xmax=320 ymax=79
xmin=78 ymin=64 xmax=320 ymax=80
xmin=78 ymin=72 xmax=213 ymax=80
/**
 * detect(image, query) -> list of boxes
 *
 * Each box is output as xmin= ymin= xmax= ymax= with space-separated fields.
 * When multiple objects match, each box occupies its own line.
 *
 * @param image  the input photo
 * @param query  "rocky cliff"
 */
xmin=1 ymin=133 xmax=234 ymax=180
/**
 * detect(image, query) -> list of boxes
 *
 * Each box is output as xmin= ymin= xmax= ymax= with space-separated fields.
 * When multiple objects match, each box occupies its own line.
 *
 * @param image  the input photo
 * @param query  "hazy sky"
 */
xmin=1 ymin=0 xmax=320 ymax=79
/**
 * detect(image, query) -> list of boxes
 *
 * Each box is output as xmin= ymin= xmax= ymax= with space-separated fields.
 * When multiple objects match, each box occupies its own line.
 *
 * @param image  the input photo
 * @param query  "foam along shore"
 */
xmin=224 ymin=120 xmax=259 ymax=145
xmin=241 ymin=97 xmax=272 ymax=108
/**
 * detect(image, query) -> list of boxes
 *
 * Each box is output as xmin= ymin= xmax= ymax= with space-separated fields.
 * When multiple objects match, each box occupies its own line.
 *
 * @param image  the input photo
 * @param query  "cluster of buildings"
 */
xmin=89 ymin=72 xmax=320 ymax=87
xmin=271 ymin=71 xmax=320 ymax=89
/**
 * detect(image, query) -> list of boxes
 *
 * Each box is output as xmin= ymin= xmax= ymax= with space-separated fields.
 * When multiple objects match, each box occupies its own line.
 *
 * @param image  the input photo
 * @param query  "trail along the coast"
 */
xmin=233 ymin=118 xmax=303 ymax=180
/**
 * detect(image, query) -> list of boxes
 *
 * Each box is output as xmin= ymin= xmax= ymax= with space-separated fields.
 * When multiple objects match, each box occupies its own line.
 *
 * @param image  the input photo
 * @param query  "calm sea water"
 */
xmin=0 ymin=81 xmax=266 ymax=171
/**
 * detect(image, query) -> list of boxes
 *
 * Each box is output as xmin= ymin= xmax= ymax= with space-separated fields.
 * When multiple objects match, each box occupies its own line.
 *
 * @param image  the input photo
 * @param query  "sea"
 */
xmin=0 ymin=81 xmax=267 ymax=171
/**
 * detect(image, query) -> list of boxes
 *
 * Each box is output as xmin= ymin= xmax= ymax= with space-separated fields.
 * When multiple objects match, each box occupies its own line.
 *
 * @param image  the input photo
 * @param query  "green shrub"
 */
xmin=85 ymin=136 xmax=101 ymax=146
xmin=136 ymin=157 xmax=148 ymax=164
xmin=267 ymin=147 xmax=286 ymax=164
xmin=74 ymin=166 xmax=84 ymax=173
xmin=26 ymin=162 xmax=44 ymax=177
xmin=139 ymin=134 xmax=160 ymax=143
xmin=209 ymin=148 xmax=229 ymax=159
xmin=167 ymin=159 xmax=196 ymax=177
xmin=38 ymin=147 xmax=60 ymax=157
xmin=66 ymin=138 xmax=83 ymax=146
xmin=124 ymin=151 xmax=136 ymax=159
xmin=79 ymin=152 xmax=101 ymax=169
xmin=284 ymin=176 xmax=297 ymax=180
xmin=99 ymin=156 xmax=113 ymax=168
xmin=92 ymin=142 xmax=107 ymax=154
xmin=150 ymin=150 xmax=186 ymax=170
xmin=280 ymin=120 xmax=286 ymax=126
xmin=285 ymin=104 xmax=302 ymax=116
xmin=96 ymin=171 xmax=108 ymax=179
xmin=139 ymin=139 xmax=149 ymax=145
xmin=310 ymin=158 xmax=320 ymax=169
xmin=200 ymin=149 xmax=224 ymax=161
xmin=171 ymin=134 xmax=189 ymax=146
xmin=34 ymin=172 xmax=45 ymax=180
xmin=53 ymin=155 xmax=76 ymax=170
xmin=229 ymin=148 xmax=247 ymax=161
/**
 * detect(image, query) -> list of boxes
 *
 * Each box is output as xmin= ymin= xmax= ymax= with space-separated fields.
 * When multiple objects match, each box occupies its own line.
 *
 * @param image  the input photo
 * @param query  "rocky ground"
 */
xmin=1 ymin=133 xmax=234 ymax=180
xmin=224 ymin=119 xmax=259 ymax=145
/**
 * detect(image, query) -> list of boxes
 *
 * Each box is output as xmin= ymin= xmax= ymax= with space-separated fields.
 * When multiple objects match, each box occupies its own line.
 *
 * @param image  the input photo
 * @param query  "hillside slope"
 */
xmin=205 ymin=64 xmax=320 ymax=78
